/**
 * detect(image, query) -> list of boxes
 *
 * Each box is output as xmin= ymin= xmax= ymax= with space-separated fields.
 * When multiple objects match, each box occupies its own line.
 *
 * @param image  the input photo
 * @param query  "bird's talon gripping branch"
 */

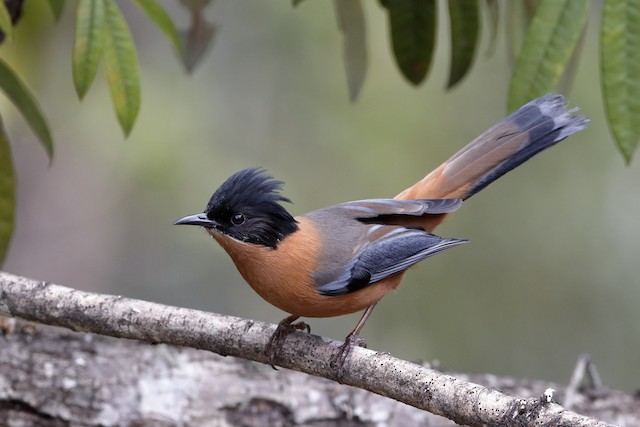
xmin=330 ymin=333 xmax=367 ymax=380
xmin=266 ymin=315 xmax=310 ymax=369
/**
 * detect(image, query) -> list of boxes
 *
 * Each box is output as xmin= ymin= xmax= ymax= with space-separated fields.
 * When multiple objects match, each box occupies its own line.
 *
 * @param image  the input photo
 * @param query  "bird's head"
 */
xmin=174 ymin=168 xmax=298 ymax=249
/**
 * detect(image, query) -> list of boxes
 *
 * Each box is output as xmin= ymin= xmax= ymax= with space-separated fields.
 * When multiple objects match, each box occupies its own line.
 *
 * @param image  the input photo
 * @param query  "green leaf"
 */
xmin=0 ymin=58 xmax=54 ymax=159
xmin=180 ymin=0 xmax=213 ymax=11
xmin=48 ymin=0 xmax=66 ymax=21
xmin=601 ymin=0 xmax=640 ymax=163
xmin=73 ymin=0 xmax=106 ymax=100
xmin=133 ymin=0 xmax=184 ymax=57
xmin=334 ymin=0 xmax=368 ymax=101
xmin=447 ymin=0 xmax=480 ymax=88
xmin=179 ymin=0 xmax=215 ymax=72
xmin=505 ymin=1 xmax=543 ymax=64
xmin=483 ymin=0 xmax=499 ymax=56
xmin=508 ymin=0 xmax=589 ymax=111
xmin=179 ymin=26 xmax=214 ymax=73
xmin=103 ymin=0 xmax=141 ymax=137
xmin=292 ymin=0 xmax=305 ymax=6
xmin=382 ymin=0 xmax=437 ymax=85
xmin=0 ymin=116 xmax=15 ymax=266
xmin=505 ymin=1 xmax=529 ymax=64
xmin=557 ymin=27 xmax=586 ymax=96
xmin=0 ymin=1 xmax=13 ymax=42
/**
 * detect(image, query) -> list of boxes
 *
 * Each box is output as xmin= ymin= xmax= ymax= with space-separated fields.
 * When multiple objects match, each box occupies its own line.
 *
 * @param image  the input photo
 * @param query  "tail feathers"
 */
xmin=396 ymin=94 xmax=589 ymax=201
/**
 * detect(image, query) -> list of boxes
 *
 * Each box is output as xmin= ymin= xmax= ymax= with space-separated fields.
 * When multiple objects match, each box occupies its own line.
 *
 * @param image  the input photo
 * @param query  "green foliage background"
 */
xmin=1 ymin=1 xmax=639 ymax=392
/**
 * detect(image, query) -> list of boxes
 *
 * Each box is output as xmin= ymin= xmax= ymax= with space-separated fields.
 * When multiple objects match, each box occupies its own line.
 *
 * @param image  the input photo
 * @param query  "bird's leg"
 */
xmin=266 ymin=314 xmax=310 ymax=369
xmin=330 ymin=303 xmax=376 ymax=381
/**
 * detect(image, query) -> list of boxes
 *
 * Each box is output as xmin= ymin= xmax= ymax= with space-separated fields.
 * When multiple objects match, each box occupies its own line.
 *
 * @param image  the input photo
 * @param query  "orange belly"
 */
xmin=210 ymin=217 xmax=403 ymax=317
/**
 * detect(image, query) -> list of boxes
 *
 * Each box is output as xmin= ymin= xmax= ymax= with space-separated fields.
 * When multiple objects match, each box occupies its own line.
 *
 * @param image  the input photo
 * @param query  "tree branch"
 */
xmin=0 ymin=271 xmax=628 ymax=426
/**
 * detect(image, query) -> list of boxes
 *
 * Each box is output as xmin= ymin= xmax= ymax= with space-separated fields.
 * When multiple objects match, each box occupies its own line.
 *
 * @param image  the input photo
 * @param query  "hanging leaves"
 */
xmin=0 ymin=1 xmax=13 ymax=42
xmin=179 ymin=0 xmax=215 ymax=72
xmin=0 ymin=58 xmax=54 ymax=159
xmin=102 ymin=0 xmax=141 ymax=137
xmin=71 ymin=0 xmax=141 ymax=137
xmin=133 ymin=0 xmax=185 ymax=60
xmin=334 ymin=0 xmax=368 ymax=101
xmin=447 ymin=0 xmax=480 ymax=88
xmin=381 ymin=0 xmax=436 ymax=85
xmin=0 ymin=116 xmax=15 ymax=266
xmin=73 ymin=0 xmax=106 ymax=100
xmin=507 ymin=0 xmax=589 ymax=111
xmin=48 ymin=0 xmax=66 ymax=21
xmin=601 ymin=0 xmax=640 ymax=163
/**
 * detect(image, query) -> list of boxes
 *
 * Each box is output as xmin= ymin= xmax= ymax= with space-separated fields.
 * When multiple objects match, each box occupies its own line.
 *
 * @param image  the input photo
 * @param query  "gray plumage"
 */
xmin=306 ymin=198 xmax=466 ymax=296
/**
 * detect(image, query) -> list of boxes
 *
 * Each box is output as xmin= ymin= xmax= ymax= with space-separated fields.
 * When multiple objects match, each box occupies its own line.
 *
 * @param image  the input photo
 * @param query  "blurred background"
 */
xmin=2 ymin=1 xmax=639 ymax=392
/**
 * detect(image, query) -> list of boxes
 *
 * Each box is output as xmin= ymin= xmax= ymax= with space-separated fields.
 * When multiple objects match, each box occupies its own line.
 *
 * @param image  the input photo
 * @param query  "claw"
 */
xmin=266 ymin=315 xmax=310 ymax=369
xmin=330 ymin=333 xmax=367 ymax=381
xmin=327 ymin=303 xmax=377 ymax=381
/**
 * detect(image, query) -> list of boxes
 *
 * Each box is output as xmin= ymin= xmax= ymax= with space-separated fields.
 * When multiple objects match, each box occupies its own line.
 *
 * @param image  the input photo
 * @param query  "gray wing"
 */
xmin=317 ymin=225 xmax=468 ymax=296
xmin=335 ymin=198 xmax=463 ymax=219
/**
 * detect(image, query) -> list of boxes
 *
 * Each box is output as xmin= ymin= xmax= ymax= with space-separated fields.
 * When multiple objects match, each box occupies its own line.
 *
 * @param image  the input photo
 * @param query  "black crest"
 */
xmin=204 ymin=168 xmax=298 ymax=248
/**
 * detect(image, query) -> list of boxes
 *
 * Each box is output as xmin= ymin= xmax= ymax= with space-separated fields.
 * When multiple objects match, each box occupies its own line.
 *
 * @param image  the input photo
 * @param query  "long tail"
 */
xmin=396 ymin=94 xmax=589 ymax=201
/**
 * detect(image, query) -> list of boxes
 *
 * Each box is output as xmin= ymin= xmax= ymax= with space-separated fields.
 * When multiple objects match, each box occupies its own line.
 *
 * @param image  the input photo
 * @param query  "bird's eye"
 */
xmin=231 ymin=213 xmax=245 ymax=225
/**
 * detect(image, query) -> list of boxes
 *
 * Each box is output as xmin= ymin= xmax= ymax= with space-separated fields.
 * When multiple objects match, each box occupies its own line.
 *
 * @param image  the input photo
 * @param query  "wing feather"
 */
xmin=317 ymin=226 xmax=467 ymax=296
xmin=336 ymin=198 xmax=462 ymax=219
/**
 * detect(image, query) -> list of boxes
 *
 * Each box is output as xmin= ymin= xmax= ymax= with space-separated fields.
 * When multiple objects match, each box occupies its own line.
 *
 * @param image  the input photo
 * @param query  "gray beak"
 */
xmin=173 ymin=213 xmax=218 ymax=228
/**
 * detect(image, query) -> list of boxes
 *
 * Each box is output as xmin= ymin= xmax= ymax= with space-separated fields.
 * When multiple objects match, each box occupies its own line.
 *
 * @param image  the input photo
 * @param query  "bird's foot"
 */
xmin=330 ymin=333 xmax=367 ymax=382
xmin=266 ymin=315 xmax=310 ymax=369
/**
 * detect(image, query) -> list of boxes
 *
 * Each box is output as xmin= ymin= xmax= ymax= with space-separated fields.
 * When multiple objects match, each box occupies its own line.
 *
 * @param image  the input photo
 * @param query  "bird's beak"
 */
xmin=173 ymin=213 xmax=218 ymax=229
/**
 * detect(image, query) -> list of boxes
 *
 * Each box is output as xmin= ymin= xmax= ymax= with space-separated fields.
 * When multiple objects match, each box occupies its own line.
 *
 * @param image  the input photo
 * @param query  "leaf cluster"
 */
xmin=328 ymin=0 xmax=638 ymax=163
xmin=0 ymin=0 xmax=214 ymax=264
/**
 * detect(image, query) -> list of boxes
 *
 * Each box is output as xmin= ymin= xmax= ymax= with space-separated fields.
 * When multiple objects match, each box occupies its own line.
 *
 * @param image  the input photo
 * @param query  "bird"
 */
xmin=174 ymin=94 xmax=589 ymax=377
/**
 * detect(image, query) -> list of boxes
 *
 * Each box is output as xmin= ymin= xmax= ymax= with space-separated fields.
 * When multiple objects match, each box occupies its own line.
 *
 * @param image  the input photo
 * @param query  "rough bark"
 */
xmin=1 ymin=271 xmax=637 ymax=426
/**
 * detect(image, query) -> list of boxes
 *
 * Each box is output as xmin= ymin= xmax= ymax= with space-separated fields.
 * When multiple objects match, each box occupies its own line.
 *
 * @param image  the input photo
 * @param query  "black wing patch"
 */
xmin=318 ymin=227 xmax=467 ymax=296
